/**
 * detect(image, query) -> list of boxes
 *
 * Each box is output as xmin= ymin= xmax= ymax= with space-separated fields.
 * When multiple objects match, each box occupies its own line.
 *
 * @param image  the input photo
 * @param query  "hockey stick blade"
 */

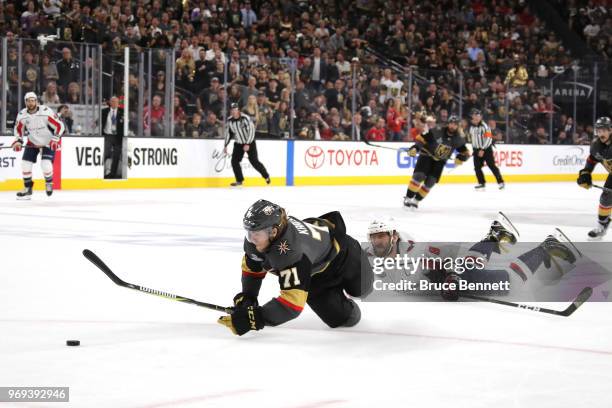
xmin=559 ymin=286 xmax=592 ymax=317
xmin=461 ymin=286 xmax=592 ymax=317
xmin=83 ymin=249 xmax=233 ymax=313
xmin=83 ymin=249 xmax=130 ymax=287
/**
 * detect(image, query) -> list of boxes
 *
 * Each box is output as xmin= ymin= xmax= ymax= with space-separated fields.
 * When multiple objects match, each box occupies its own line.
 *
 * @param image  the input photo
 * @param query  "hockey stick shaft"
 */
xmin=363 ymin=139 xmax=465 ymax=173
xmin=363 ymin=139 xmax=408 ymax=151
xmin=460 ymin=286 xmax=592 ymax=317
xmin=83 ymin=249 xmax=233 ymax=313
xmin=593 ymin=184 xmax=612 ymax=194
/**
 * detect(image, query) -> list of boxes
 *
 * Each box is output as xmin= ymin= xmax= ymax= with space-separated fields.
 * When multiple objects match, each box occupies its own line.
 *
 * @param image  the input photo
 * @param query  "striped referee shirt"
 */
xmin=224 ymin=113 xmax=255 ymax=146
xmin=468 ymin=121 xmax=493 ymax=149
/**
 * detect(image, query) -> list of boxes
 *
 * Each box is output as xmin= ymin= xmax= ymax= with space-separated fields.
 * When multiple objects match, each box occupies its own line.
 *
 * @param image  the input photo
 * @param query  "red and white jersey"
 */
xmin=14 ymin=105 xmax=64 ymax=147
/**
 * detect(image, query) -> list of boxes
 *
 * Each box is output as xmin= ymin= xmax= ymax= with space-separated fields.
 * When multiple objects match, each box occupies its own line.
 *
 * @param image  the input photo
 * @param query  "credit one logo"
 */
xmin=552 ymin=146 xmax=586 ymax=167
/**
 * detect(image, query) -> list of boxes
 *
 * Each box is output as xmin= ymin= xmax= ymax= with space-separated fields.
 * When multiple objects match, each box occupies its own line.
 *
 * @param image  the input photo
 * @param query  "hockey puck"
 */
xmin=66 ymin=340 xmax=80 ymax=346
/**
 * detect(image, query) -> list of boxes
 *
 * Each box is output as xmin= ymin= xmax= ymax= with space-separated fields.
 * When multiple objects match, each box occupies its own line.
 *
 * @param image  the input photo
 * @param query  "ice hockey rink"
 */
xmin=1 ymin=182 xmax=611 ymax=408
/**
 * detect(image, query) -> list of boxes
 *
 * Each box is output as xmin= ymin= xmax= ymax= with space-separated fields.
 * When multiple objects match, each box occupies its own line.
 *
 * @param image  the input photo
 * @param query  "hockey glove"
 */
xmin=441 ymin=273 xmax=461 ymax=301
xmin=408 ymin=146 xmax=418 ymax=157
xmin=218 ymin=306 xmax=265 ymax=336
xmin=577 ymin=170 xmax=592 ymax=189
xmin=454 ymin=154 xmax=469 ymax=166
xmin=11 ymin=140 xmax=23 ymax=152
xmin=49 ymin=140 xmax=61 ymax=151
xmin=232 ymin=292 xmax=258 ymax=310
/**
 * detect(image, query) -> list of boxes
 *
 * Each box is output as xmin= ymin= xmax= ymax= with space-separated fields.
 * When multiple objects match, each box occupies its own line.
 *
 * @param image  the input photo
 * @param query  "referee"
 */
xmin=468 ymin=109 xmax=505 ymax=190
xmin=224 ymin=103 xmax=271 ymax=187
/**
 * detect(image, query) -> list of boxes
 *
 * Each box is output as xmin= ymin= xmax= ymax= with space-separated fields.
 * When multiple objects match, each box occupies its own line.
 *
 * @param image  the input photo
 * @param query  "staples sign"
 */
xmin=494 ymin=149 xmax=523 ymax=167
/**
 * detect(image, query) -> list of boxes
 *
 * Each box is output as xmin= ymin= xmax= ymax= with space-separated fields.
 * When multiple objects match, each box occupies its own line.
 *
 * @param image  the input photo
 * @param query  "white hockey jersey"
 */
xmin=14 ymin=105 xmax=65 ymax=147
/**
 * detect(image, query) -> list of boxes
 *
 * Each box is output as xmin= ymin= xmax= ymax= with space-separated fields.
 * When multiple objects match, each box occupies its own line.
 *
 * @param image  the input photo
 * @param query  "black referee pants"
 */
xmin=231 ymin=141 xmax=270 ymax=182
xmin=473 ymin=147 xmax=504 ymax=185
xmin=104 ymin=132 xmax=122 ymax=179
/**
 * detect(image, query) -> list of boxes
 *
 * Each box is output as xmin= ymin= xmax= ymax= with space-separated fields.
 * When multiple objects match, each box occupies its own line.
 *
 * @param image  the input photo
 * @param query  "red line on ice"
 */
xmin=284 ymin=400 xmax=348 ymax=408
xmin=3 ymin=318 xmax=612 ymax=356
xmin=133 ymin=389 xmax=259 ymax=408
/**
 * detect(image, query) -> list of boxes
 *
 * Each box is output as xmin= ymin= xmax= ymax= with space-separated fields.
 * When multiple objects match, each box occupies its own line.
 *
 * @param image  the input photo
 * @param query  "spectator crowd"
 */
xmin=0 ymin=0 xmax=608 ymax=143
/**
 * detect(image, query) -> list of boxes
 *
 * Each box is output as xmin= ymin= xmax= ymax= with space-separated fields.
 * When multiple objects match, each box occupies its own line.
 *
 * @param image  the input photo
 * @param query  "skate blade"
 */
xmin=16 ymin=196 xmax=32 ymax=201
xmin=497 ymin=211 xmax=520 ymax=238
xmin=587 ymin=232 xmax=606 ymax=241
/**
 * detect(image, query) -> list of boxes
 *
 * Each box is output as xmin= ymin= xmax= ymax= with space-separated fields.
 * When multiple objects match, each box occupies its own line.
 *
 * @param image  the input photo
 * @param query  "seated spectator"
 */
xmin=41 ymin=81 xmax=61 ymax=105
xmin=144 ymin=94 xmax=165 ymax=136
xmin=367 ymin=118 xmax=387 ymax=141
xmin=41 ymin=54 xmax=59 ymax=88
xmin=184 ymin=112 xmax=204 ymax=138
xmin=255 ymin=92 xmax=272 ymax=139
xmin=528 ymin=127 xmax=550 ymax=144
xmin=64 ymin=82 xmax=81 ymax=104
xmin=201 ymin=112 xmax=223 ymax=139
xmin=270 ymin=101 xmax=291 ymax=139
xmin=556 ymin=130 xmax=572 ymax=145
xmin=57 ymin=104 xmax=74 ymax=134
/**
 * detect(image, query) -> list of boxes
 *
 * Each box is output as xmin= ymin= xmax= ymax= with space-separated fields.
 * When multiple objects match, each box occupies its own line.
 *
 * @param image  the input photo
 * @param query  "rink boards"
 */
xmin=0 ymin=136 xmax=608 ymax=190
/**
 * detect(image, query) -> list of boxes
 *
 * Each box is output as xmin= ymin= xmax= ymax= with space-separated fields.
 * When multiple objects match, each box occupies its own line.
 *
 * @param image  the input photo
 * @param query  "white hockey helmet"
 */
xmin=24 ymin=92 xmax=38 ymax=102
xmin=367 ymin=218 xmax=396 ymax=236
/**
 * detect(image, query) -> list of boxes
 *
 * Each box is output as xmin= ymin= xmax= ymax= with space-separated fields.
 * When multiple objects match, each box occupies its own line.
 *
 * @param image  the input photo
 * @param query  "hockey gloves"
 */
xmin=232 ymin=292 xmax=258 ymax=310
xmin=454 ymin=154 xmax=469 ymax=166
xmin=11 ymin=140 xmax=22 ymax=152
xmin=577 ymin=170 xmax=592 ymax=189
xmin=218 ymin=306 xmax=265 ymax=336
xmin=50 ymin=140 xmax=61 ymax=151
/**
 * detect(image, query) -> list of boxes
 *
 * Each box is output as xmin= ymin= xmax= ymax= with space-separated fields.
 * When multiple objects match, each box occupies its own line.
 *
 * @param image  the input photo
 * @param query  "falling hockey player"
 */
xmin=366 ymin=213 xmax=580 ymax=301
xmin=577 ymin=116 xmax=612 ymax=239
xmin=403 ymin=115 xmax=471 ymax=209
xmin=11 ymin=92 xmax=65 ymax=199
xmin=217 ymin=200 xmax=374 ymax=336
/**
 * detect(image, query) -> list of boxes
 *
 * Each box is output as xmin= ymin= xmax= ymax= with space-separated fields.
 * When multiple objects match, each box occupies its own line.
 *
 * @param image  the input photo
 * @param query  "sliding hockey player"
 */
xmin=403 ymin=115 xmax=470 ymax=209
xmin=218 ymin=199 xmax=374 ymax=336
xmin=12 ymin=92 xmax=64 ymax=199
xmin=366 ymin=213 xmax=579 ymax=301
xmin=577 ymin=116 xmax=612 ymax=239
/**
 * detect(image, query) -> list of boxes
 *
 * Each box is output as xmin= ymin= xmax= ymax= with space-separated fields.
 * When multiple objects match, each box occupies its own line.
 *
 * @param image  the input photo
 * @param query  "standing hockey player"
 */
xmin=468 ymin=109 xmax=505 ymax=190
xmin=403 ymin=115 xmax=470 ymax=208
xmin=577 ymin=116 xmax=612 ymax=238
xmin=11 ymin=92 xmax=65 ymax=199
xmin=224 ymin=103 xmax=271 ymax=187
xmin=217 ymin=199 xmax=374 ymax=336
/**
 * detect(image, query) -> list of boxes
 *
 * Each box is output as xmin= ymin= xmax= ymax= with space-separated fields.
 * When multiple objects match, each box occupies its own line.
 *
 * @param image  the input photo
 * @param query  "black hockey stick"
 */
xmin=364 ymin=139 xmax=467 ymax=172
xmin=460 ymin=286 xmax=592 ymax=317
xmin=593 ymin=184 xmax=612 ymax=194
xmin=83 ymin=249 xmax=234 ymax=313
xmin=363 ymin=139 xmax=410 ymax=152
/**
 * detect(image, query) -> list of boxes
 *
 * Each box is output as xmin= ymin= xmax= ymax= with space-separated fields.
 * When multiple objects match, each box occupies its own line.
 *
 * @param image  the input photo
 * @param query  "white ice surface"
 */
xmin=0 ymin=182 xmax=610 ymax=408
